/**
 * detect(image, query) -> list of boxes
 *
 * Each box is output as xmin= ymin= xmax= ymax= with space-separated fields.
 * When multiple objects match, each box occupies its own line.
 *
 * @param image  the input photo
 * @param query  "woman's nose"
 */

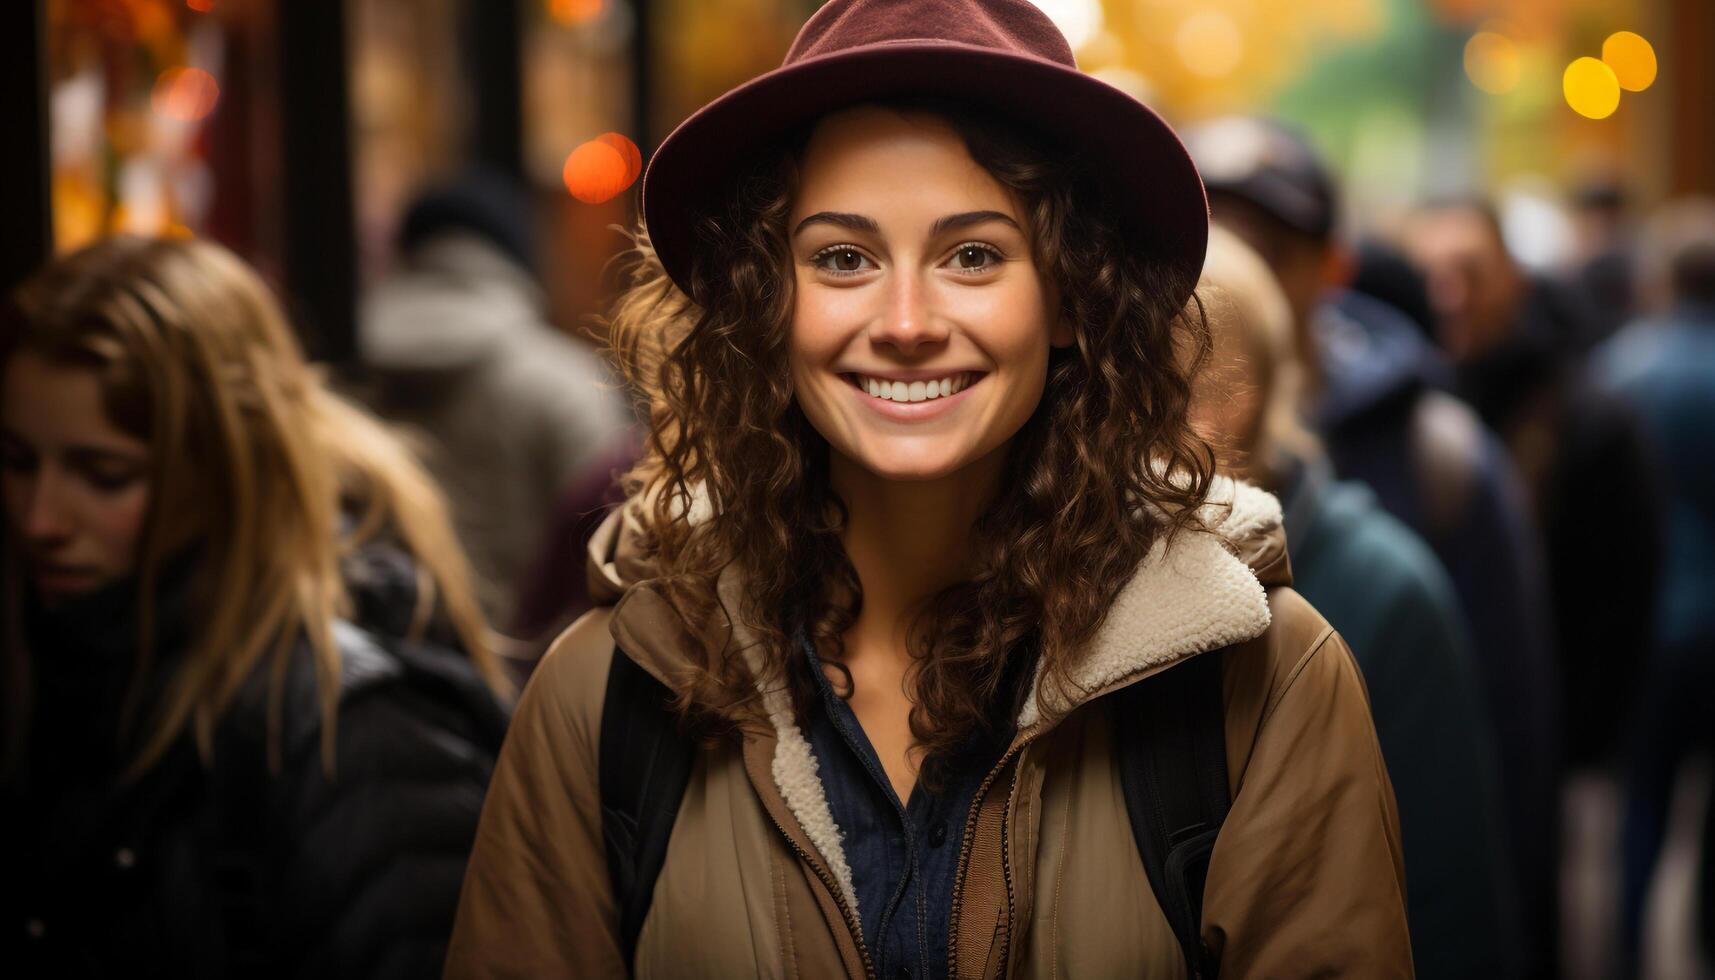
xmin=18 ymin=469 xmax=73 ymax=542
xmin=869 ymin=272 xmax=949 ymax=355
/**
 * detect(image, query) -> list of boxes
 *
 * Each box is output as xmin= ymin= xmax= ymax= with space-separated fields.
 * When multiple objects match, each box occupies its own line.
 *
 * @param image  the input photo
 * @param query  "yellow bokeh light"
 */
xmin=1602 ymin=31 xmax=1658 ymax=92
xmin=1464 ymin=31 xmax=1521 ymax=94
xmin=1175 ymin=11 xmax=1244 ymax=80
xmin=1563 ymin=57 xmax=1621 ymax=119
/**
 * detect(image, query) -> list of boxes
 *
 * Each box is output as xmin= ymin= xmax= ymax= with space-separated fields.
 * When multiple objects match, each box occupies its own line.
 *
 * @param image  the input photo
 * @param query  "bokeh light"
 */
xmin=563 ymin=138 xmax=635 ymax=204
xmin=1563 ymin=56 xmax=1621 ymax=120
xmin=1027 ymin=0 xmax=1104 ymax=52
xmin=596 ymin=132 xmax=642 ymax=187
xmin=1463 ymin=31 xmax=1521 ymax=95
xmin=151 ymin=67 xmax=221 ymax=123
xmin=1602 ymin=31 xmax=1658 ymax=92
xmin=1175 ymin=10 xmax=1244 ymax=80
xmin=186 ymin=0 xmax=216 ymax=11
xmin=547 ymin=0 xmax=605 ymax=26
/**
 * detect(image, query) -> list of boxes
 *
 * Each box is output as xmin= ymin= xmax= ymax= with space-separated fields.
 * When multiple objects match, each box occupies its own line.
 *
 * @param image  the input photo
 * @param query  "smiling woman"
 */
xmin=447 ymin=2 xmax=1412 ymax=978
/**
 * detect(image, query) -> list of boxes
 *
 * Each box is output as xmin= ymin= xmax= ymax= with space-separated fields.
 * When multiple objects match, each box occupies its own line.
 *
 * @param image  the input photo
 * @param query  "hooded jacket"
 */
xmin=1312 ymin=290 xmax=1560 ymax=974
xmin=445 ymin=477 xmax=1412 ymax=978
xmin=359 ymin=233 xmax=634 ymax=624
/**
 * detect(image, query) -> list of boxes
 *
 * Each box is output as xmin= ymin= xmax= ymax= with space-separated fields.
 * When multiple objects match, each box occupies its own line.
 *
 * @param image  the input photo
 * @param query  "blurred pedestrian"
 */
xmin=1187 ymin=115 xmax=1560 ymax=976
xmin=447 ymin=2 xmax=1410 ymax=977
xmin=0 ymin=237 xmax=511 ymax=978
xmin=1405 ymin=198 xmax=1664 ymax=772
xmin=1196 ymin=225 xmax=1521 ymax=978
xmin=360 ymin=169 xmax=635 ymax=628
xmin=1592 ymin=198 xmax=1715 ymax=972
xmin=1570 ymin=177 xmax=1641 ymax=347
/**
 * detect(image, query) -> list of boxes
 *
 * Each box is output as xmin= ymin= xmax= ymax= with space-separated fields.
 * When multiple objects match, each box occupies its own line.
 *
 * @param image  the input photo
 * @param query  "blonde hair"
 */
xmin=1194 ymin=225 xmax=1320 ymax=481
xmin=2 ymin=236 xmax=507 ymax=778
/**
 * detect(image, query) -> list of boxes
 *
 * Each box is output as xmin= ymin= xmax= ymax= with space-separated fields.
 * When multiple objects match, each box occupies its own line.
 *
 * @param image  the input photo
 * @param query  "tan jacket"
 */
xmin=445 ymin=477 xmax=1412 ymax=978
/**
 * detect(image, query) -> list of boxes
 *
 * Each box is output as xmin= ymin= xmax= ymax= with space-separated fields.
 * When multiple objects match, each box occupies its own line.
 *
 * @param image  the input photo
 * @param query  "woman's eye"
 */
xmin=77 ymin=465 xmax=144 ymax=493
xmin=88 ymin=472 xmax=142 ymax=493
xmin=951 ymin=244 xmax=999 ymax=272
xmin=815 ymin=248 xmax=871 ymax=275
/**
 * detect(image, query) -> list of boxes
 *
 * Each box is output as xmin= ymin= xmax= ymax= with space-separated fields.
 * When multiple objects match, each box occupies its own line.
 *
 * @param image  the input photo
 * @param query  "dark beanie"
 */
xmin=399 ymin=167 xmax=538 ymax=273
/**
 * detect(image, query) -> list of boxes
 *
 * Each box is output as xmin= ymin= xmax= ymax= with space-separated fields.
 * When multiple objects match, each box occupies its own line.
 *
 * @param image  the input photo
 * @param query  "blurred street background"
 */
xmin=5 ymin=2 xmax=1715 ymax=976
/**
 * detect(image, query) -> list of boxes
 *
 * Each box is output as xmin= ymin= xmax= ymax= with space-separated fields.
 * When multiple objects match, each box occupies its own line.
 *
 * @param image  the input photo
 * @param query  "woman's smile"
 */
xmin=837 ymin=369 xmax=986 ymax=420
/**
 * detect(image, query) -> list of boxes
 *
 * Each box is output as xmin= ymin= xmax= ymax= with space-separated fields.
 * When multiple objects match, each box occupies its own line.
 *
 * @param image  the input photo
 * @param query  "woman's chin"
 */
xmin=836 ymin=442 xmax=983 ymax=484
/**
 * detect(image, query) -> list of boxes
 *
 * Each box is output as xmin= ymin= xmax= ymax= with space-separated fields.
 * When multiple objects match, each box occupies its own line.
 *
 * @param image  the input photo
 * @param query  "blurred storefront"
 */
xmin=8 ymin=0 xmax=1715 ymax=349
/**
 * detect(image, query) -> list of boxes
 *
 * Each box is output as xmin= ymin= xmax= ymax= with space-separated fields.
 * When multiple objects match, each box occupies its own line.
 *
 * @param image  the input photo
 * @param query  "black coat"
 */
xmin=2 ymin=551 xmax=510 ymax=979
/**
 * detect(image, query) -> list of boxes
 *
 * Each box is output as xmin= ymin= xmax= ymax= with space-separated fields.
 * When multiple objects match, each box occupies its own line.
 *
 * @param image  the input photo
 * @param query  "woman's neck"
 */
xmin=831 ymin=447 xmax=1006 ymax=662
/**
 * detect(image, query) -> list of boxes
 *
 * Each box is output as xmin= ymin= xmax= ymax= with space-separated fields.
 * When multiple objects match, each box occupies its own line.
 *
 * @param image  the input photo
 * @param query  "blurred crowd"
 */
xmin=5 ymin=98 xmax=1715 ymax=977
xmin=1187 ymin=116 xmax=1715 ymax=979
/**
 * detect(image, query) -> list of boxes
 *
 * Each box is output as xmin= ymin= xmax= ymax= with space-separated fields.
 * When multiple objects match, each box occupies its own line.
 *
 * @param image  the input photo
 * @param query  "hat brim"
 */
xmin=641 ymin=41 xmax=1209 ymax=307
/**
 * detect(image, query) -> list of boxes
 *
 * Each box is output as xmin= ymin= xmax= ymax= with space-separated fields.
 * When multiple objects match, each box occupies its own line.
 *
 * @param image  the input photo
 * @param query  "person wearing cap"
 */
xmin=1187 ymin=116 xmax=1560 ymax=980
xmin=359 ymin=169 xmax=636 ymax=629
xmin=446 ymin=3 xmax=1410 ymax=977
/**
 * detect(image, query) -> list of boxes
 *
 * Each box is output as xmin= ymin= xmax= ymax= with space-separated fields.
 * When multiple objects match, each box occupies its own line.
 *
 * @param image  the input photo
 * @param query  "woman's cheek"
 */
xmin=96 ymin=486 xmax=151 ymax=568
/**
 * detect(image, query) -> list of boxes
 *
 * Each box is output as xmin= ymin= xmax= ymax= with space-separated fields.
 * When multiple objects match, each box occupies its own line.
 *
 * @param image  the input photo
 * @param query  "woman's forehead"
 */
xmin=791 ymin=106 xmax=1021 ymax=225
xmin=0 ymin=350 xmax=147 ymax=457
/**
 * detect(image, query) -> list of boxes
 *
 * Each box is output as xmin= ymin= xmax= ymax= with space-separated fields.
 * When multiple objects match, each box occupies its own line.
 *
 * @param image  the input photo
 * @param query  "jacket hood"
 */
xmin=1314 ymin=290 xmax=1453 ymax=430
xmin=359 ymin=233 xmax=546 ymax=374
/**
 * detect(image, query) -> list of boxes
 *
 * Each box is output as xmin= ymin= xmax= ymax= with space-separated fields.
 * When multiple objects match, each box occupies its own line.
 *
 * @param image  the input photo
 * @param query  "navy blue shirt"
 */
xmin=801 ymin=638 xmax=1011 ymax=980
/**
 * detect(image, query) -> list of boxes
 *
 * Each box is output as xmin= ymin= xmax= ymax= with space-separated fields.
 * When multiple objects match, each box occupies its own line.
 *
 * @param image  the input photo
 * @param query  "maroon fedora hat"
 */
xmin=641 ymin=0 xmax=1209 ymax=307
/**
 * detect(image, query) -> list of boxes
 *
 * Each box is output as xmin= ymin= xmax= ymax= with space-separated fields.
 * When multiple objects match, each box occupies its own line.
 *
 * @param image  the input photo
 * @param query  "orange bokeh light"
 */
xmin=1602 ymin=31 xmax=1658 ymax=92
xmin=547 ymin=0 xmax=604 ymax=25
xmin=151 ymin=67 xmax=221 ymax=122
xmin=563 ymin=139 xmax=635 ymax=204
xmin=596 ymin=132 xmax=642 ymax=186
xmin=186 ymin=0 xmax=216 ymax=12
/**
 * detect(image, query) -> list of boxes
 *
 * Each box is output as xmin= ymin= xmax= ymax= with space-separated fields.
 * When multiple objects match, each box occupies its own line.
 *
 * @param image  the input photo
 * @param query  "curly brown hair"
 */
xmin=608 ymin=102 xmax=1214 ymax=776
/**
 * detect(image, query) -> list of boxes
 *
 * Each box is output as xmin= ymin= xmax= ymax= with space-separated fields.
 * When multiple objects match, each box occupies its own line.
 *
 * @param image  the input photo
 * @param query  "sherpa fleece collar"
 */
xmin=746 ymin=475 xmax=1279 ymax=919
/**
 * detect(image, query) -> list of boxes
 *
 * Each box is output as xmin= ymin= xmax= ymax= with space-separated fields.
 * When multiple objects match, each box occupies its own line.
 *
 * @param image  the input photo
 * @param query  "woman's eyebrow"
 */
xmin=65 ymin=446 xmax=149 ymax=468
xmin=930 ymin=210 xmax=1021 ymax=236
xmin=793 ymin=211 xmax=880 ymax=237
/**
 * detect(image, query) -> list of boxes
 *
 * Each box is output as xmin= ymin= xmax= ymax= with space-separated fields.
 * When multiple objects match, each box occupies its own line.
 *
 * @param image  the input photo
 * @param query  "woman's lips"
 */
xmin=32 ymin=564 xmax=103 ymax=594
xmin=839 ymin=371 xmax=984 ymax=421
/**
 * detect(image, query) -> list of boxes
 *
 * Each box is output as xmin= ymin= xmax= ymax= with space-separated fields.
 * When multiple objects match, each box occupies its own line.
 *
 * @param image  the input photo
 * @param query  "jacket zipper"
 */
xmin=947 ymin=736 xmax=1034 ymax=979
xmin=761 ymin=803 xmax=877 ymax=980
xmin=946 ymin=653 xmax=1212 ymax=978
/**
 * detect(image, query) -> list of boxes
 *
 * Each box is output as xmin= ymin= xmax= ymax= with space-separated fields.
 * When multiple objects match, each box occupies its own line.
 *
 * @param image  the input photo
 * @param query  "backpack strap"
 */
xmin=599 ymin=646 xmax=695 ymax=972
xmin=1111 ymin=648 xmax=1231 ymax=980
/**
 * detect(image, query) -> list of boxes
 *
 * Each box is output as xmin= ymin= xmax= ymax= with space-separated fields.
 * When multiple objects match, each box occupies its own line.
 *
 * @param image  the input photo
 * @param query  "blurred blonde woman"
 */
xmin=0 ymin=236 xmax=511 ymax=978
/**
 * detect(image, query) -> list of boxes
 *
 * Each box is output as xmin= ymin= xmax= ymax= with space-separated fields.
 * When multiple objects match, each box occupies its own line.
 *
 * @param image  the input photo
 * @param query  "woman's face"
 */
xmin=1 ymin=351 xmax=151 ymax=605
xmin=787 ymin=106 xmax=1069 ymax=483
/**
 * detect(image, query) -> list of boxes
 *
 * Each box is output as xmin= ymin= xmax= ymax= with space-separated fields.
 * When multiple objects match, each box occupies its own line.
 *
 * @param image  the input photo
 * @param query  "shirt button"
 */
xmin=25 ymin=917 xmax=45 ymax=939
xmin=928 ymin=822 xmax=947 ymax=848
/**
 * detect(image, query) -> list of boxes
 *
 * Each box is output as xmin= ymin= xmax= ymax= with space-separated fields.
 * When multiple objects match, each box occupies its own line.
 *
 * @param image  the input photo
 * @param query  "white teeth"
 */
xmin=853 ymin=373 xmax=976 ymax=402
